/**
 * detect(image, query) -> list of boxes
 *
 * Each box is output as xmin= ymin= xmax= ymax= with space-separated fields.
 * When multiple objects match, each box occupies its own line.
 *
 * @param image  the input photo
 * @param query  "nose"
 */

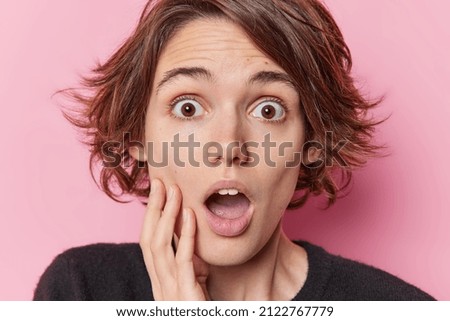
xmin=205 ymin=107 xmax=250 ymax=167
xmin=213 ymin=140 xmax=249 ymax=167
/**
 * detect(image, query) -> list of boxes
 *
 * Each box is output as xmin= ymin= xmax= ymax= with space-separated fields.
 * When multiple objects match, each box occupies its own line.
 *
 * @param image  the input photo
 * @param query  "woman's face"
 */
xmin=141 ymin=18 xmax=305 ymax=266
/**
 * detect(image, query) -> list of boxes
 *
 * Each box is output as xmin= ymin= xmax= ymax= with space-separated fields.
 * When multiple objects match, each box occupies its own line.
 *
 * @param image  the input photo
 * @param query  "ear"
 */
xmin=128 ymin=144 xmax=147 ymax=162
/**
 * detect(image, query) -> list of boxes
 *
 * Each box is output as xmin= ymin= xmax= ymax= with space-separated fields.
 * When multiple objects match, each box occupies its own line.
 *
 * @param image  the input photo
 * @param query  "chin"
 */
xmin=197 ymin=245 xmax=254 ymax=267
xmin=194 ymin=228 xmax=266 ymax=267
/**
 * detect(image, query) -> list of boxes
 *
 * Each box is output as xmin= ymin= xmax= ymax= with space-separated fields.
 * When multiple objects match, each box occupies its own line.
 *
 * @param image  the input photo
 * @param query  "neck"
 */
xmin=206 ymin=226 xmax=307 ymax=300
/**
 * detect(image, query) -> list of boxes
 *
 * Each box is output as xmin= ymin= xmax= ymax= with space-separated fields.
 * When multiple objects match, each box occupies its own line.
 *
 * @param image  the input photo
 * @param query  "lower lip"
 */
xmin=202 ymin=203 xmax=254 ymax=237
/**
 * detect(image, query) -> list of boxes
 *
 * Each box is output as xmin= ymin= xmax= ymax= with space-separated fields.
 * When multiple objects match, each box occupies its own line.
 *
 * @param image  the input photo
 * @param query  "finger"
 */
xmin=140 ymin=178 xmax=166 ymax=246
xmin=152 ymin=185 xmax=182 ymax=251
xmin=151 ymin=185 xmax=182 ymax=294
xmin=139 ymin=178 xmax=166 ymax=298
xmin=175 ymin=208 xmax=198 ymax=288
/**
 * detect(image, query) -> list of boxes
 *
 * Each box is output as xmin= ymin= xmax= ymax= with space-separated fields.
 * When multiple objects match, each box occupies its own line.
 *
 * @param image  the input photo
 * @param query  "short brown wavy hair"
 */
xmin=64 ymin=0 xmax=382 ymax=208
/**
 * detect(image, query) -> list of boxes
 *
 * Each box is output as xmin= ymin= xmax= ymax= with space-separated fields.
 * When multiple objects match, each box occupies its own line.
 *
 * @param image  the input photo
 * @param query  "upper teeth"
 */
xmin=217 ymin=188 xmax=239 ymax=196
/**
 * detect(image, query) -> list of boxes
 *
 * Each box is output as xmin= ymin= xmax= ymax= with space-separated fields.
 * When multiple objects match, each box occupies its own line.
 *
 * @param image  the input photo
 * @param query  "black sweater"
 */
xmin=33 ymin=241 xmax=434 ymax=300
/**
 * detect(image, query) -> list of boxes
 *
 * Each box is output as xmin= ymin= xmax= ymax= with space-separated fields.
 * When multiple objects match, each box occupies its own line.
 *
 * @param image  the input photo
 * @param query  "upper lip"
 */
xmin=203 ymin=179 xmax=253 ymax=203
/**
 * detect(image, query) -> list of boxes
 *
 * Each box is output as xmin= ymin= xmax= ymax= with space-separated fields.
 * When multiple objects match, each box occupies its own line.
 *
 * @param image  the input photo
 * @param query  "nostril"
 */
xmin=203 ymin=141 xmax=250 ymax=166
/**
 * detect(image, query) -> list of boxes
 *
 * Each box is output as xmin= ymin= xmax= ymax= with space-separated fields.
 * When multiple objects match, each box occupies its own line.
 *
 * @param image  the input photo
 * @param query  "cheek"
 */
xmin=271 ymin=126 xmax=304 ymax=161
xmin=144 ymin=113 xmax=183 ymax=182
xmin=264 ymin=166 xmax=300 ymax=213
xmin=254 ymin=134 xmax=302 ymax=214
xmin=145 ymin=131 xmax=205 ymax=208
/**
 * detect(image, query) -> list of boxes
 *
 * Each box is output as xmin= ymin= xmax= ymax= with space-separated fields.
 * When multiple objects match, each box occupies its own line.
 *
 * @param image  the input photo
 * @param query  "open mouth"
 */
xmin=203 ymin=187 xmax=253 ymax=237
xmin=205 ymin=189 xmax=251 ymax=219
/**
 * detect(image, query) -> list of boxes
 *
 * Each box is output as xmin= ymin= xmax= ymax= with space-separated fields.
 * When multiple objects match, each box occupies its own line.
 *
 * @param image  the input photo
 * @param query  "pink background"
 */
xmin=1 ymin=0 xmax=449 ymax=300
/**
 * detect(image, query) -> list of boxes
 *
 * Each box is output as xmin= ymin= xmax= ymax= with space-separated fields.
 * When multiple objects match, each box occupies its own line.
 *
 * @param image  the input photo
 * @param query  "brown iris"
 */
xmin=181 ymin=102 xmax=196 ymax=117
xmin=262 ymin=105 xmax=276 ymax=119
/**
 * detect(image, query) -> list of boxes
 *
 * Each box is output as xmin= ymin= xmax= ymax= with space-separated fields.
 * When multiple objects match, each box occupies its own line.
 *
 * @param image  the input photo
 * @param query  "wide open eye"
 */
xmin=251 ymin=99 xmax=286 ymax=121
xmin=171 ymin=97 xmax=205 ymax=119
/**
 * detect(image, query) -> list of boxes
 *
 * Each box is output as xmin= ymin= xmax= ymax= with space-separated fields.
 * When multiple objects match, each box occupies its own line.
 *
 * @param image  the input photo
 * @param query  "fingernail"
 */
xmin=183 ymin=209 xmax=188 ymax=222
xmin=168 ymin=186 xmax=174 ymax=200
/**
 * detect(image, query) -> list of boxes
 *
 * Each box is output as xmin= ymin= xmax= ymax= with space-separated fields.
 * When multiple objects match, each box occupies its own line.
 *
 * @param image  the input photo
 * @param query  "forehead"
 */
xmin=155 ymin=18 xmax=283 ymax=75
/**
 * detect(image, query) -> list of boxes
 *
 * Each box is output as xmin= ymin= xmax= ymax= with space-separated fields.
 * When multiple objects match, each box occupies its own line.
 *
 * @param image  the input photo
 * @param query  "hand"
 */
xmin=140 ymin=178 xmax=210 ymax=300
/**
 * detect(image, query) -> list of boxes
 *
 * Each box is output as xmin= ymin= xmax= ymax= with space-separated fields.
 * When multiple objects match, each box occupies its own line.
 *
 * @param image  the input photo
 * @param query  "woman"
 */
xmin=34 ymin=0 xmax=433 ymax=300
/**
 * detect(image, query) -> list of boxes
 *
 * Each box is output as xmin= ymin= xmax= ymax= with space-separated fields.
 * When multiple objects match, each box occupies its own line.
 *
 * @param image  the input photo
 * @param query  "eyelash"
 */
xmin=168 ymin=95 xmax=199 ymax=121
xmin=167 ymin=95 xmax=289 ymax=123
xmin=256 ymin=97 xmax=289 ymax=124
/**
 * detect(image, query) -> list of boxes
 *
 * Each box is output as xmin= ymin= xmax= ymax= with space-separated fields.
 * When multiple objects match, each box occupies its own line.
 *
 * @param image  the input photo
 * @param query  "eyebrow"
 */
xmin=248 ymin=71 xmax=296 ymax=89
xmin=155 ymin=67 xmax=296 ymax=93
xmin=156 ymin=67 xmax=214 ymax=94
